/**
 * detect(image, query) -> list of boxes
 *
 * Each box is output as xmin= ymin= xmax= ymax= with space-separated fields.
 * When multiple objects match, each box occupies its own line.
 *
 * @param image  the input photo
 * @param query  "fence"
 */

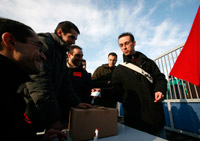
xmin=154 ymin=44 xmax=200 ymax=138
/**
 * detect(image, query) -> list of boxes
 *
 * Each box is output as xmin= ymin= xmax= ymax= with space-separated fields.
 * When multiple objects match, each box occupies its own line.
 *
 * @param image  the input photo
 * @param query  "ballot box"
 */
xmin=70 ymin=107 xmax=118 ymax=141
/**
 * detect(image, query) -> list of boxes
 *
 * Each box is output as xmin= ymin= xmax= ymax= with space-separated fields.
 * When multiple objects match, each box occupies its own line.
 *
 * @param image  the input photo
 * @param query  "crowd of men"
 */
xmin=0 ymin=17 xmax=167 ymax=140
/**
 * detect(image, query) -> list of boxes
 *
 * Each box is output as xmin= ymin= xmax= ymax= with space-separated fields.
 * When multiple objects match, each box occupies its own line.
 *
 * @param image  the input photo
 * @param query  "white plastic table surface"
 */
xmin=95 ymin=123 xmax=167 ymax=141
xmin=67 ymin=123 xmax=167 ymax=141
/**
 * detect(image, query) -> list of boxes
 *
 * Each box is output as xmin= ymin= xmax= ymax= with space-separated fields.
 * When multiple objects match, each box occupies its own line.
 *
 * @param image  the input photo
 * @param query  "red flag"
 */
xmin=170 ymin=6 xmax=200 ymax=86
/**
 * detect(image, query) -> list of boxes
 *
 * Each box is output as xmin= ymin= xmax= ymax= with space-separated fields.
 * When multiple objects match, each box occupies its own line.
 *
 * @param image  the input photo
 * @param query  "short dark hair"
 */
xmin=118 ymin=32 xmax=135 ymax=42
xmin=0 ymin=17 xmax=34 ymax=43
xmin=68 ymin=45 xmax=82 ymax=55
xmin=108 ymin=52 xmax=117 ymax=58
xmin=55 ymin=21 xmax=80 ymax=35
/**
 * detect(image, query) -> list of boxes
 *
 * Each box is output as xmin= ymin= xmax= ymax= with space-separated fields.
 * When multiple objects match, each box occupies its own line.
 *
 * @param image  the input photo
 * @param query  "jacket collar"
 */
xmin=0 ymin=54 xmax=31 ymax=83
xmin=38 ymin=32 xmax=69 ymax=53
xmin=66 ymin=59 xmax=83 ymax=69
xmin=50 ymin=33 xmax=65 ymax=46
xmin=50 ymin=33 xmax=69 ymax=52
xmin=123 ymin=51 xmax=148 ymax=64
xmin=67 ymin=61 xmax=78 ymax=69
xmin=102 ymin=64 xmax=116 ymax=69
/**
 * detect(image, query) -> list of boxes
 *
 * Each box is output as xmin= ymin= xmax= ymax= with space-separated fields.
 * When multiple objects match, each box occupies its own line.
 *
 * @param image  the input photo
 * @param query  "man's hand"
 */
xmin=154 ymin=91 xmax=165 ymax=103
xmin=43 ymin=128 xmax=67 ymax=141
xmin=91 ymin=88 xmax=101 ymax=93
xmin=77 ymin=103 xmax=93 ymax=109
xmin=49 ymin=121 xmax=63 ymax=130
xmin=91 ymin=88 xmax=101 ymax=98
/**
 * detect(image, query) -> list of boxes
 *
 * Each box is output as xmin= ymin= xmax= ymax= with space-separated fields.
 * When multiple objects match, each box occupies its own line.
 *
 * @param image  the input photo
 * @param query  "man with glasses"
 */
xmin=66 ymin=45 xmax=92 ymax=104
xmin=93 ymin=32 xmax=167 ymax=138
xmin=0 ymin=18 xmax=67 ymax=140
xmin=114 ymin=32 xmax=167 ymax=138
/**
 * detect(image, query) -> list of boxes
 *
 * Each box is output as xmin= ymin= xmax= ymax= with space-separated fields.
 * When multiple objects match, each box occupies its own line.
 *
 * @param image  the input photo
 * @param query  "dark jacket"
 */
xmin=25 ymin=33 xmax=81 ymax=127
xmin=0 ymin=55 xmax=36 ymax=140
xmin=67 ymin=64 xmax=92 ymax=104
xmin=92 ymin=64 xmax=115 ymax=88
xmin=105 ymin=51 xmax=167 ymax=132
xmin=92 ymin=64 xmax=116 ymax=107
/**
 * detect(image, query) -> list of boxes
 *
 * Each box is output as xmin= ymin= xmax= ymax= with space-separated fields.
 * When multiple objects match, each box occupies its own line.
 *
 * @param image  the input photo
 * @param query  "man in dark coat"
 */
xmin=24 ymin=21 xmax=92 ymax=131
xmin=0 ymin=18 xmax=66 ymax=140
xmin=66 ymin=45 xmax=92 ymax=104
xmin=92 ymin=52 xmax=117 ymax=107
xmin=97 ymin=32 xmax=167 ymax=138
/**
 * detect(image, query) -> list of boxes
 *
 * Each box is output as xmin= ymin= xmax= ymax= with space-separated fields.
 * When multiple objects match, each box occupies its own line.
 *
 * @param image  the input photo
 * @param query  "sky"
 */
xmin=0 ymin=0 xmax=199 ymax=73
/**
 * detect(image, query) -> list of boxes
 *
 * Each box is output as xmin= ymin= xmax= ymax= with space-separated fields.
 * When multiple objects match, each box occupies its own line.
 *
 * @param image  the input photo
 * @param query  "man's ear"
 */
xmin=56 ymin=29 xmax=62 ymax=37
xmin=133 ymin=41 xmax=136 ymax=46
xmin=1 ymin=32 xmax=16 ymax=50
xmin=67 ymin=52 xmax=71 ymax=58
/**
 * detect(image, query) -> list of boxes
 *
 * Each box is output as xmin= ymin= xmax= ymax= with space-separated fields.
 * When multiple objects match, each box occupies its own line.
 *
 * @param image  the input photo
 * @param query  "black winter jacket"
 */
xmin=25 ymin=33 xmax=81 ymax=127
xmin=67 ymin=65 xmax=92 ymax=104
xmin=92 ymin=64 xmax=115 ymax=88
xmin=108 ymin=52 xmax=167 ymax=132
xmin=0 ymin=55 xmax=37 ymax=140
xmin=92 ymin=64 xmax=117 ymax=107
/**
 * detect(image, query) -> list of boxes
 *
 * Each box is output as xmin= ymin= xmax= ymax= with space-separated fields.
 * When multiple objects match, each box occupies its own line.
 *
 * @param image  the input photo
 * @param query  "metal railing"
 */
xmin=154 ymin=43 xmax=200 ymax=100
xmin=154 ymin=44 xmax=200 ymax=139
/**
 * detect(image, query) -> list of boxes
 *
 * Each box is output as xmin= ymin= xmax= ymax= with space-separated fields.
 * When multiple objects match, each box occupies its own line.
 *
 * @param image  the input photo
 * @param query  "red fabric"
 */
xmin=24 ymin=112 xmax=31 ymax=124
xmin=73 ymin=72 xmax=82 ymax=77
xmin=170 ymin=6 xmax=200 ymax=86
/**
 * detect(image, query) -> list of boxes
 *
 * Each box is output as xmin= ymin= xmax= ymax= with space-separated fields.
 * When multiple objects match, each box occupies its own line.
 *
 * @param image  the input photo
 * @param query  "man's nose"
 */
xmin=123 ymin=46 xmax=127 ymax=50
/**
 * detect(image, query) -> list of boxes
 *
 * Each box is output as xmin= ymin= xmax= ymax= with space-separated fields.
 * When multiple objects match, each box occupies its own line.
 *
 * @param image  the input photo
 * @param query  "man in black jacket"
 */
xmin=0 ymin=18 xmax=66 ymax=140
xmin=92 ymin=52 xmax=117 ymax=107
xmin=95 ymin=32 xmax=167 ymax=138
xmin=25 ymin=21 xmax=92 ymax=131
xmin=66 ymin=45 xmax=92 ymax=104
xmin=117 ymin=32 xmax=167 ymax=137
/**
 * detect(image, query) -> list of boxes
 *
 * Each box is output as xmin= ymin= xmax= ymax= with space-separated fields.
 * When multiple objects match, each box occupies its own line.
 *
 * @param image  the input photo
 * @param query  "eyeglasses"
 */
xmin=25 ymin=39 xmax=44 ymax=53
xmin=27 ymin=40 xmax=43 ymax=48
xmin=74 ymin=54 xmax=83 ymax=58
xmin=119 ymin=41 xmax=132 ymax=48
